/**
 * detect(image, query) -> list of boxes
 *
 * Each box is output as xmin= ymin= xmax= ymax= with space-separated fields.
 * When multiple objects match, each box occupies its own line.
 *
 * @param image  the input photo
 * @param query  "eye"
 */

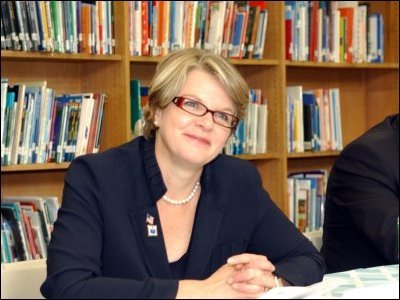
xmin=183 ymin=99 xmax=201 ymax=110
xmin=214 ymin=112 xmax=229 ymax=122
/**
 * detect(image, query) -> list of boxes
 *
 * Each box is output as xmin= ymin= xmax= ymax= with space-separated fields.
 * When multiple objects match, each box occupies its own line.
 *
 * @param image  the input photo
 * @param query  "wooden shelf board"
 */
xmin=287 ymin=151 xmax=341 ymax=159
xmin=1 ymin=51 xmax=122 ymax=62
xmin=1 ymin=163 xmax=70 ymax=173
xmin=286 ymin=61 xmax=399 ymax=69
xmin=234 ymin=153 xmax=281 ymax=160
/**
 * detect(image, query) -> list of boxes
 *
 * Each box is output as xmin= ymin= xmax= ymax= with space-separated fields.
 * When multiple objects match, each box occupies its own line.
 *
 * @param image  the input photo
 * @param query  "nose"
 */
xmin=196 ymin=111 xmax=214 ymax=130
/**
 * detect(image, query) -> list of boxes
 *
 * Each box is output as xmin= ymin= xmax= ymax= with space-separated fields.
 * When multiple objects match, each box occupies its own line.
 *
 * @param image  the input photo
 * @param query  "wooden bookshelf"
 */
xmin=1 ymin=1 xmax=398 ymax=218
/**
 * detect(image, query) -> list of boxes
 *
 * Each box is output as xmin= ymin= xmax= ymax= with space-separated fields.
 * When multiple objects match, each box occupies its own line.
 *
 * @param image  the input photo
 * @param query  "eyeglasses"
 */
xmin=172 ymin=97 xmax=239 ymax=129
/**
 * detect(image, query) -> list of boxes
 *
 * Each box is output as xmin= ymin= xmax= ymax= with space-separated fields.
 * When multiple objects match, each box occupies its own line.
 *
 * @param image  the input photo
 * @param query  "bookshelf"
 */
xmin=1 ymin=1 xmax=399 ymax=219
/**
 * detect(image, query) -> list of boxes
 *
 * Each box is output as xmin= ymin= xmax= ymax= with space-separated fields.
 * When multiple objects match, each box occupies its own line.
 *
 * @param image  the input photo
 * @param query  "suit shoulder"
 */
xmin=69 ymin=138 xmax=140 ymax=172
xmin=342 ymin=115 xmax=398 ymax=157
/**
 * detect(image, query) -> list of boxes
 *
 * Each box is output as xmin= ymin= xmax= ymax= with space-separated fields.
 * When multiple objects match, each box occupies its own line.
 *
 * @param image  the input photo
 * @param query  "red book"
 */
xmin=141 ymin=1 xmax=149 ymax=56
xmin=285 ymin=18 xmax=292 ymax=60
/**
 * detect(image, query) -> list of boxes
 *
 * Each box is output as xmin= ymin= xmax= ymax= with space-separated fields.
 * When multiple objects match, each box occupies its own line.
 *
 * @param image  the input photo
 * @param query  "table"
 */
xmin=260 ymin=264 xmax=399 ymax=299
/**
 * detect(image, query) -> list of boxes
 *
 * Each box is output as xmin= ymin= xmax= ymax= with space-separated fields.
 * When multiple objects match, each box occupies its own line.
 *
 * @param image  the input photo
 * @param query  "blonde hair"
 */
xmin=142 ymin=48 xmax=249 ymax=138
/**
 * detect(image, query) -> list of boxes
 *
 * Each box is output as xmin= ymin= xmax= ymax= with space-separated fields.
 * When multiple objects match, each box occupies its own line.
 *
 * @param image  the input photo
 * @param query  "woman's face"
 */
xmin=154 ymin=68 xmax=235 ymax=168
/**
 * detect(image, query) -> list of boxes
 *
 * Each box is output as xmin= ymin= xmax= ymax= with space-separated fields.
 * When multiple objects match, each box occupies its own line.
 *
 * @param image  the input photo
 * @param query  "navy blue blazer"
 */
xmin=321 ymin=114 xmax=399 ymax=273
xmin=41 ymin=136 xmax=325 ymax=298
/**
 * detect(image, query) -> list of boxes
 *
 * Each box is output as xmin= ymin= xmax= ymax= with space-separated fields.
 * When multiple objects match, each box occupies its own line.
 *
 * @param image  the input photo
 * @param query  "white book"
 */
xmin=1 ymin=79 xmax=8 ymax=161
xmin=20 ymin=94 xmax=34 ymax=164
xmin=171 ymin=1 xmax=185 ymax=50
xmin=256 ymin=103 xmax=268 ymax=154
xmin=329 ymin=89 xmax=338 ymax=150
xmin=286 ymin=86 xmax=304 ymax=152
xmin=368 ymin=14 xmax=378 ymax=62
xmin=207 ymin=1 xmax=226 ymax=55
xmin=331 ymin=10 xmax=340 ymax=63
xmin=132 ymin=1 xmax=142 ymax=56
xmin=36 ymin=86 xmax=49 ymax=163
xmin=357 ymin=5 xmax=368 ymax=63
xmin=246 ymin=102 xmax=258 ymax=155
xmin=253 ymin=10 xmax=268 ymax=59
xmin=316 ymin=8 xmax=323 ymax=62
xmin=11 ymin=84 xmax=26 ymax=165
xmin=332 ymin=88 xmax=343 ymax=150
xmin=81 ymin=95 xmax=95 ymax=156
xmin=75 ymin=93 xmax=94 ymax=157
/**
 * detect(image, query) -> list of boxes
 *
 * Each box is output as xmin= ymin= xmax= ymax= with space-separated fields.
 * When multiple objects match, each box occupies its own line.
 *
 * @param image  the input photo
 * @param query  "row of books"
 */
xmin=1 ymin=196 xmax=59 ymax=263
xmin=129 ymin=1 xmax=269 ymax=59
xmin=1 ymin=78 xmax=107 ymax=166
xmin=287 ymin=86 xmax=343 ymax=153
xmin=225 ymin=89 xmax=268 ymax=155
xmin=1 ymin=1 xmax=115 ymax=54
xmin=287 ymin=170 xmax=328 ymax=233
xmin=285 ymin=1 xmax=384 ymax=63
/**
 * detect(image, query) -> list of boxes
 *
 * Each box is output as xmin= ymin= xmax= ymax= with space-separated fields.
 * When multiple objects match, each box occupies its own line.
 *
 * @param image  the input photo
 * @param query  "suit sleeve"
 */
xmin=248 ymin=168 xmax=326 ymax=286
xmin=40 ymin=157 xmax=178 ymax=299
xmin=327 ymin=142 xmax=399 ymax=263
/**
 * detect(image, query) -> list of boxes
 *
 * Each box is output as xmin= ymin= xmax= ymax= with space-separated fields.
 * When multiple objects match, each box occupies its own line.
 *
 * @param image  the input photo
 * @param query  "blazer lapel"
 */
xmin=130 ymin=206 xmax=171 ymax=278
xmin=185 ymin=193 xmax=225 ymax=279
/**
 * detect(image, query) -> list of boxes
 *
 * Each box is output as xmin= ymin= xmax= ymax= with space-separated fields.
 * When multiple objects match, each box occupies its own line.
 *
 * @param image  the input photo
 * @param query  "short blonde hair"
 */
xmin=142 ymin=48 xmax=249 ymax=138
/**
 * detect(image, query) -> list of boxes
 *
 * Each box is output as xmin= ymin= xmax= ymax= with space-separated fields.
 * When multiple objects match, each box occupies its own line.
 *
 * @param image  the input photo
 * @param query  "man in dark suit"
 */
xmin=321 ymin=114 xmax=399 ymax=273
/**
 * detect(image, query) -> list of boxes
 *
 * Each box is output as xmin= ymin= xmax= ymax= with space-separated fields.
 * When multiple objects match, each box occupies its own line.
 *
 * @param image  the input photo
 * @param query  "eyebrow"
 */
xmin=181 ymin=94 xmax=236 ymax=114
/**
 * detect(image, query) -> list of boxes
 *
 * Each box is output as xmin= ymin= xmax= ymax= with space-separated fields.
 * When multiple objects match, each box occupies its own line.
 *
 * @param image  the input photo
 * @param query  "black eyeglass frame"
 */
xmin=171 ymin=96 xmax=239 ymax=129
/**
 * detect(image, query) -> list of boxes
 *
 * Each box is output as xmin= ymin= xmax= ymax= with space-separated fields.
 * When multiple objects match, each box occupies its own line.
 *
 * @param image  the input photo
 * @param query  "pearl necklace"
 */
xmin=162 ymin=181 xmax=200 ymax=205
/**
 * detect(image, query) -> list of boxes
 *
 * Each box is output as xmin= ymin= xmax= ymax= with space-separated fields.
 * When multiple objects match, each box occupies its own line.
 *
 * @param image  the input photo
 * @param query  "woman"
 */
xmin=41 ymin=48 xmax=325 ymax=299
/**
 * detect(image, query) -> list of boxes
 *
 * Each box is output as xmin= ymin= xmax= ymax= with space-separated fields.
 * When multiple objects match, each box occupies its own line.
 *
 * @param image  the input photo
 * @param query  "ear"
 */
xmin=154 ymin=108 xmax=162 ymax=125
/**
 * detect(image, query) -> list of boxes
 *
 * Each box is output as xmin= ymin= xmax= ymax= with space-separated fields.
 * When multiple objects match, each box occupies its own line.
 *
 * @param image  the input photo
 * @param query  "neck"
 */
xmin=155 ymin=135 xmax=203 ymax=199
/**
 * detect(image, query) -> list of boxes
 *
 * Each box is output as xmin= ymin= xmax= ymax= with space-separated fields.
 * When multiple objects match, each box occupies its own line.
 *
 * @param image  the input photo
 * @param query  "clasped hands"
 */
xmin=177 ymin=253 xmax=279 ymax=299
xmin=226 ymin=253 xmax=278 ymax=297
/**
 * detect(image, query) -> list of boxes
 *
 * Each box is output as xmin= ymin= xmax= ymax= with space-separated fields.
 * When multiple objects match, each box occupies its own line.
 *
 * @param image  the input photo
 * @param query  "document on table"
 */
xmin=259 ymin=278 xmax=345 ymax=299
xmin=259 ymin=264 xmax=399 ymax=299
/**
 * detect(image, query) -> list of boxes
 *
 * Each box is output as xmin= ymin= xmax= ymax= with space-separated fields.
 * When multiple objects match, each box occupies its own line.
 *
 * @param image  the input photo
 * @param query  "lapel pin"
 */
xmin=147 ymin=224 xmax=158 ymax=237
xmin=146 ymin=213 xmax=154 ymax=225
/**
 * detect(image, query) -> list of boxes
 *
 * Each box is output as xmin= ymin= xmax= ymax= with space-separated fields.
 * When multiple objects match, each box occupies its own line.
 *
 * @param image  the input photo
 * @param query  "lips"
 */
xmin=185 ymin=134 xmax=211 ymax=146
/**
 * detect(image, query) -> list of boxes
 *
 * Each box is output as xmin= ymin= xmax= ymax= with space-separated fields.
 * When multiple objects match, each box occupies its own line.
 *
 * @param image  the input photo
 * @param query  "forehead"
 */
xmin=179 ymin=69 xmax=235 ymax=110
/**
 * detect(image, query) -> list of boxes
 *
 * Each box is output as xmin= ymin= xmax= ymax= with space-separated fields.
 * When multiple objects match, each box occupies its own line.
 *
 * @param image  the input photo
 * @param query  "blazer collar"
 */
xmin=141 ymin=136 xmax=213 ymax=204
xmin=133 ymin=136 xmax=224 ymax=279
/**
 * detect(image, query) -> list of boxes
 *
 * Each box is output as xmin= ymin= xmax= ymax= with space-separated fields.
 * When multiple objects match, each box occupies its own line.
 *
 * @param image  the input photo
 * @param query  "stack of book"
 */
xmin=1 ymin=196 xmax=59 ymax=263
xmin=285 ymin=1 xmax=384 ymax=63
xmin=128 ymin=1 xmax=269 ymax=59
xmin=287 ymin=86 xmax=343 ymax=153
xmin=1 ymin=1 xmax=115 ymax=54
xmin=287 ymin=170 xmax=328 ymax=233
xmin=225 ymin=88 xmax=268 ymax=155
xmin=1 ymin=78 xmax=107 ymax=165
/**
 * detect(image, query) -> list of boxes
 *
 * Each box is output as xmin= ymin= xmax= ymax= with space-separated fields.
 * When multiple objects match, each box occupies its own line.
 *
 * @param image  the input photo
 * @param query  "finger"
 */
xmin=229 ymin=268 xmax=264 ymax=283
xmin=234 ymin=263 xmax=244 ymax=270
xmin=227 ymin=254 xmax=275 ymax=272
xmin=241 ymin=259 xmax=275 ymax=272
xmin=231 ymin=283 xmax=264 ymax=294
xmin=246 ymin=273 xmax=277 ymax=290
xmin=227 ymin=253 xmax=259 ymax=265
